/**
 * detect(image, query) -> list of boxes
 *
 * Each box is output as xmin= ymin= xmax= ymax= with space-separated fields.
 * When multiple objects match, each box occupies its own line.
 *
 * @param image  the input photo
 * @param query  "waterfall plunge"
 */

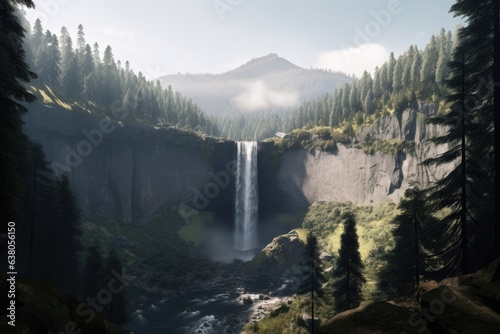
xmin=234 ymin=141 xmax=258 ymax=253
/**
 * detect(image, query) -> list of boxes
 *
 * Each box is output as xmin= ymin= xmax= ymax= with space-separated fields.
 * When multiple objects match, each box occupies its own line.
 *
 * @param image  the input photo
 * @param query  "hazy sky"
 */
xmin=24 ymin=0 xmax=461 ymax=79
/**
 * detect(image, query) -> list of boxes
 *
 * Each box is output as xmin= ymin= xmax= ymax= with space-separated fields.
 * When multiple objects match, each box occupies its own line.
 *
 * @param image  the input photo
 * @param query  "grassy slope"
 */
xmin=244 ymin=201 xmax=400 ymax=333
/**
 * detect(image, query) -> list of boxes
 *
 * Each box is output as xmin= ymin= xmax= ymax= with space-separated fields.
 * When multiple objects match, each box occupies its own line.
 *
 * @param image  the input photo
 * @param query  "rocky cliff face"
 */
xmin=258 ymin=107 xmax=451 ymax=214
xmin=23 ymin=106 xmax=236 ymax=222
xmin=24 ymin=104 xmax=450 ymax=222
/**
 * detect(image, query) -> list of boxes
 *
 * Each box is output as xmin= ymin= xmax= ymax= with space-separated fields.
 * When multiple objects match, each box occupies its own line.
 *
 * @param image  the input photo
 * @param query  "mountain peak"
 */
xmin=225 ymin=53 xmax=301 ymax=78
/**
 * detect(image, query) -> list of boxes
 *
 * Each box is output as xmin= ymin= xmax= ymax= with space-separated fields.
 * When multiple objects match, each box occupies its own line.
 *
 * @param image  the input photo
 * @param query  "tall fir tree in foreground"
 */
xmin=21 ymin=142 xmax=54 ymax=276
xmin=450 ymin=0 xmax=496 ymax=261
xmin=298 ymin=231 xmax=325 ymax=333
xmin=0 ymin=0 xmax=36 ymax=224
xmin=423 ymin=0 xmax=496 ymax=275
xmin=332 ymin=211 xmax=365 ymax=313
xmin=377 ymin=187 xmax=436 ymax=300
xmin=495 ymin=0 xmax=500 ymax=258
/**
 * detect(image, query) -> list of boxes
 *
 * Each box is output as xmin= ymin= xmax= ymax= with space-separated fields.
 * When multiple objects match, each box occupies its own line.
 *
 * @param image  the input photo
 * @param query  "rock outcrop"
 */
xmin=251 ymin=230 xmax=306 ymax=275
xmin=259 ymin=108 xmax=451 ymax=213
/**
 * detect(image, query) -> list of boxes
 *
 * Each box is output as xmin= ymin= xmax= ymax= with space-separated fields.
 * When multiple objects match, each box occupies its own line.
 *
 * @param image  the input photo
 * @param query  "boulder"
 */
xmin=420 ymin=285 xmax=500 ymax=333
xmin=251 ymin=230 xmax=306 ymax=275
xmin=319 ymin=251 xmax=333 ymax=262
xmin=417 ymin=257 xmax=500 ymax=333
xmin=317 ymin=302 xmax=432 ymax=334
xmin=302 ymin=313 xmax=321 ymax=332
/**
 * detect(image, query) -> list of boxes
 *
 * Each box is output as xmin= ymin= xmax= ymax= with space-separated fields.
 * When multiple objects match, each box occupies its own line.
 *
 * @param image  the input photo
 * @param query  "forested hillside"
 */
xmin=283 ymin=28 xmax=455 ymax=131
xmin=160 ymin=54 xmax=353 ymax=140
xmin=22 ymin=19 xmax=218 ymax=134
xmin=218 ymin=29 xmax=455 ymax=141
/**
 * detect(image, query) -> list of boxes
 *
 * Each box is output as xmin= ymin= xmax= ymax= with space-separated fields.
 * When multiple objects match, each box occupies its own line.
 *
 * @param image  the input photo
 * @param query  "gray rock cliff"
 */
xmin=258 ymin=108 xmax=451 ymax=214
xmin=23 ymin=105 xmax=451 ymax=221
xmin=23 ymin=106 xmax=236 ymax=222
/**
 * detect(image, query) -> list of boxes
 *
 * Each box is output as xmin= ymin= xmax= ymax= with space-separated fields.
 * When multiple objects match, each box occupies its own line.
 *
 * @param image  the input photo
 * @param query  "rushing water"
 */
xmin=126 ymin=273 xmax=290 ymax=334
xmin=234 ymin=141 xmax=259 ymax=254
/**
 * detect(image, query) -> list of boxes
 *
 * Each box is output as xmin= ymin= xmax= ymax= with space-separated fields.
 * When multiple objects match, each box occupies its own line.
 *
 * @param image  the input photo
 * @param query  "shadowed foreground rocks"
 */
xmin=0 ymin=278 xmax=131 ymax=334
xmin=318 ymin=257 xmax=500 ymax=334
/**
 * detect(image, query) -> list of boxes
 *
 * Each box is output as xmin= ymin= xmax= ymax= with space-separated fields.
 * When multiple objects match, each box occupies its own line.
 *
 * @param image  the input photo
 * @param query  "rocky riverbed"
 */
xmin=125 ymin=264 xmax=298 ymax=334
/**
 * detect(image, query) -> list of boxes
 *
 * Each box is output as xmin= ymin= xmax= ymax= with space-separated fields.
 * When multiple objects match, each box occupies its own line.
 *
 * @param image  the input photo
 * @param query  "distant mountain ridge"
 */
xmin=222 ymin=53 xmax=300 ymax=79
xmin=159 ymin=54 xmax=352 ymax=116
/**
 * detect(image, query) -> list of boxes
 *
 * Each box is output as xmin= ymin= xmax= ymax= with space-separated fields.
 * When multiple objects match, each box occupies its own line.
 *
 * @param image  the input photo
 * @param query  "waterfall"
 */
xmin=234 ymin=141 xmax=258 ymax=252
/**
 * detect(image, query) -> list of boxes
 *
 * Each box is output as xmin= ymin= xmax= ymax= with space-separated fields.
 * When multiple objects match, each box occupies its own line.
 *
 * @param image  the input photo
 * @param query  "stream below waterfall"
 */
xmin=127 ymin=141 xmax=270 ymax=333
xmin=126 ymin=272 xmax=294 ymax=334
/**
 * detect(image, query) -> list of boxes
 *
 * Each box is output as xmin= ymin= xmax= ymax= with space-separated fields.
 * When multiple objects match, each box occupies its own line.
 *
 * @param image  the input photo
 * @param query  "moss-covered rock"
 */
xmin=251 ymin=229 xmax=307 ymax=274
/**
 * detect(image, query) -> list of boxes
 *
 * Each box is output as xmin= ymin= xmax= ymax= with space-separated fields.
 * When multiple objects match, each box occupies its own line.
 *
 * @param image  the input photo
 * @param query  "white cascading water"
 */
xmin=234 ymin=141 xmax=258 ymax=252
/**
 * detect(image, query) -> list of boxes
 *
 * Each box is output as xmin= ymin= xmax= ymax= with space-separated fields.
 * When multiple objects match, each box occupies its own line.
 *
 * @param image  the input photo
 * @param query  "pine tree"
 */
xmin=402 ymin=45 xmax=416 ymax=89
xmin=495 ymin=0 xmax=500 ymax=257
xmin=52 ymin=173 xmax=82 ymax=295
xmin=332 ymin=211 xmax=365 ymax=313
xmin=59 ymin=26 xmax=81 ymax=98
xmin=102 ymin=45 xmax=121 ymax=106
xmin=21 ymin=142 xmax=54 ymax=277
xmin=76 ymin=24 xmax=86 ymax=55
xmin=340 ymin=84 xmax=350 ymax=120
xmin=105 ymin=249 xmax=130 ymax=324
xmin=349 ymin=84 xmax=361 ymax=115
xmin=377 ymin=187 xmax=436 ymax=299
xmin=410 ymin=49 xmax=422 ymax=92
xmin=298 ymin=231 xmax=325 ymax=333
xmin=423 ymin=44 xmax=482 ymax=276
xmin=81 ymin=244 xmax=106 ymax=300
xmin=387 ymin=52 xmax=396 ymax=92
xmin=0 ymin=0 xmax=37 ymax=224
xmin=392 ymin=57 xmax=404 ymax=93
xmin=37 ymin=31 xmax=61 ymax=86
xmin=449 ymin=0 xmax=496 ymax=260
xmin=330 ymin=90 xmax=342 ymax=127
xmin=80 ymin=43 xmax=94 ymax=80
xmin=420 ymin=35 xmax=439 ymax=96
xmin=30 ymin=18 xmax=44 ymax=73
xmin=423 ymin=0 xmax=497 ymax=274
xmin=435 ymin=29 xmax=452 ymax=88
xmin=372 ymin=66 xmax=382 ymax=99
xmin=363 ymin=88 xmax=374 ymax=115
xmin=359 ymin=71 xmax=373 ymax=103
